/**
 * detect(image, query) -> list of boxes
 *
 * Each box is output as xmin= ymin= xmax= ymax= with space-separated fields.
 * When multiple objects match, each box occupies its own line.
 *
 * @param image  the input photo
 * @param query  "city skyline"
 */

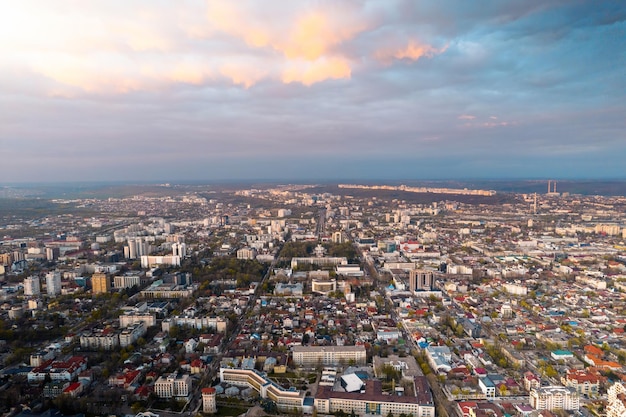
xmin=1 ymin=1 xmax=625 ymax=182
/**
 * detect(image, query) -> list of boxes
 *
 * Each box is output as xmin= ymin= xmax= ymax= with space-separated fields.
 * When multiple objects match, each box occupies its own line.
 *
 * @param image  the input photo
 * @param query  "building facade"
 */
xmin=409 ymin=270 xmax=433 ymax=292
xmin=24 ymin=276 xmax=41 ymax=296
xmin=92 ymin=273 xmax=111 ymax=294
xmin=202 ymin=387 xmax=217 ymax=413
xmin=154 ymin=373 xmax=192 ymax=399
xmin=530 ymin=386 xmax=580 ymax=411
xmin=291 ymin=346 xmax=367 ymax=367
xmin=607 ymin=382 xmax=626 ymax=417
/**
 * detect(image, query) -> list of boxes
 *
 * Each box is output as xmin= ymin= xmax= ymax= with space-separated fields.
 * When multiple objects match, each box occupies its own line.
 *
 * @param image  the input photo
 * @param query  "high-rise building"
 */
xmin=125 ymin=238 xmax=150 ymax=259
xmin=530 ymin=386 xmax=579 ymax=411
xmin=24 ymin=276 xmax=41 ymax=296
xmin=0 ymin=253 xmax=12 ymax=266
xmin=409 ymin=269 xmax=433 ymax=292
xmin=607 ymin=382 xmax=626 ymax=417
xmin=92 ymin=273 xmax=111 ymax=295
xmin=45 ymin=247 xmax=60 ymax=261
xmin=332 ymin=231 xmax=344 ymax=244
xmin=172 ymin=242 xmax=186 ymax=258
xmin=46 ymin=272 xmax=62 ymax=297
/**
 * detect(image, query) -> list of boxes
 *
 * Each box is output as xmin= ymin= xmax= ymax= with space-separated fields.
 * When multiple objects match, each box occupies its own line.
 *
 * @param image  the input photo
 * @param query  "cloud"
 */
xmin=282 ymin=57 xmax=352 ymax=86
xmin=376 ymin=40 xmax=447 ymax=64
xmin=1 ymin=1 xmax=453 ymax=92
xmin=1 ymin=1 xmax=624 ymax=183
xmin=220 ymin=62 xmax=267 ymax=88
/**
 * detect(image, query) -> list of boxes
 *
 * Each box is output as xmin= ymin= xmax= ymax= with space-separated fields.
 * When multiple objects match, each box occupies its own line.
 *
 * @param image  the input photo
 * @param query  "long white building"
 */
xmin=315 ymin=377 xmax=435 ymax=417
xmin=219 ymin=367 xmax=304 ymax=412
xmin=291 ymin=346 xmax=367 ymax=367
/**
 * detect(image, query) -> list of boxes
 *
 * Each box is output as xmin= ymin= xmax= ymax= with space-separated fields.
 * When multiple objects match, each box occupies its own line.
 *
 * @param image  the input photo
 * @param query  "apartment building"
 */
xmin=530 ymin=386 xmax=580 ymax=411
xmin=291 ymin=346 xmax=367 ymax=367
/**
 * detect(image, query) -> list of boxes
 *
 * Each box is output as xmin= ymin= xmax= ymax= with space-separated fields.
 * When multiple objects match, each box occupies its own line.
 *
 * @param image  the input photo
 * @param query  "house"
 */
xmin=185 ymin=338 xmax=199 ymax=353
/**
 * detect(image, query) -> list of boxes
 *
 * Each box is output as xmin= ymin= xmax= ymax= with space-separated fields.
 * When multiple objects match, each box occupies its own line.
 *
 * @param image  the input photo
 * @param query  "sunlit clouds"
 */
xmin=1 ymin=0 xmax=444 ymax=93
xmin=1 ymin=1 xmax=624 ymax=182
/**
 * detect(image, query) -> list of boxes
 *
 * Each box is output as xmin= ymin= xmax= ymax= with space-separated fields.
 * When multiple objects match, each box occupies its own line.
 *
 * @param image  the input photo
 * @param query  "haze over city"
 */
xmin=1 ymin=1 xmax=625 ymax=182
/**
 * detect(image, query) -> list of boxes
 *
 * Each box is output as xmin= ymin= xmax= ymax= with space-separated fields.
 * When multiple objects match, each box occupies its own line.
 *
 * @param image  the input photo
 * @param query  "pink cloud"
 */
xmin=376 ymin=40 xmax=446 ymax=64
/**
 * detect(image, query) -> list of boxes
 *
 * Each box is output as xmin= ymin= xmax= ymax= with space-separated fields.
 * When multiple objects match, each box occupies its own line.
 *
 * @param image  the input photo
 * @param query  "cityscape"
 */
xmin=0 ymin=180 xmax=626 ymax=417
xmin=2 ymin=1 xmax=625 ymax=417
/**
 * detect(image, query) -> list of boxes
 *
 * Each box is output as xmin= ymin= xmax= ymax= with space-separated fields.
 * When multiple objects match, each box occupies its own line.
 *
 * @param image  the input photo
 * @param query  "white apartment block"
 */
xmin=236 ymin=247 xmax=257 ymax=260
xmin=119 ymin=322 xmax=147 ymax=348
xmin=154 ymin=373 xmax=192 ymax=399
xmin=607 ymin=382 xmax=626 ymax=417
xmin=79 ymin=329 xmax=119 ymax=351
xmin=502 ymin=283 xmax=528 ymax=296
xmin=119 ymin=312 xmax=157 ymax=328
xmin=114 ymin=274 xmax=142 ymax=289
xmin=530 ymin=386 xmax=580 ymax=411
xmin=24 ymin=276 xmax=41 ymax=296
xmin=162 ymin=316 xmax=227 ymax=333
xmin=46 ymin=272 xmax=62 ymax=297
xmin=291 ymin=346 xmax=367 ymax=367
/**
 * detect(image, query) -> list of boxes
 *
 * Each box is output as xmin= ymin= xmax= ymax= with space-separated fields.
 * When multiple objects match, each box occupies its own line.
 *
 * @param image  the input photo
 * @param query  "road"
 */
xmin=315 ymin=208 xmax=326 ymax=237
xmin=156 ymin=243 xmax=283 ymax=416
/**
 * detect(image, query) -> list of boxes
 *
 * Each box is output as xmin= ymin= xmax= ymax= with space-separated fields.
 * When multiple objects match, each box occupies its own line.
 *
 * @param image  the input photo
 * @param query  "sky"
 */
xmin=1 ymin=0 xmax=625 ymax=183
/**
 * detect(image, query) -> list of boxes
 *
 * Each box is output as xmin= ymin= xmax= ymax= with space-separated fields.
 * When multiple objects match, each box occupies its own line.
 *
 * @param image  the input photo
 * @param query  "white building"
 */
xmin=119 ymin=312 xmax=156 ymax=328
xmin=113 ymin=274 xmax=142 ymax=289
xmin=424 ymin=346 xmax=452 ymax=374
xmin=315 ymin=376 xmax=434 ymax=417
xmin=119 ymin=322 xmax=147 ymax=348
xmin=311 ymin=279 xmax=337 ymax=294
xmin=24 ymin=276 xmax=41 ymax=296
xmin=140 ymin=255 xmax=181 ymax=268
xmin=502 ymin=283 xmax=528 ymax=296
xmin=46 ymin=272 xmax=62 ymax=297
xmin=292 ymin=346 xmax=367 ymax=367
xmin=607 ymin=382 xmax=626 ymax=417
xmin=530 ymin=386 xmax=580 ymax=411
xmin=219 ymin=367 xmax=304 ymax=412
xmin=172 ymin=242 xmax=187 ymax=258
xmin=154 ymin=373 xmax=192 ymax=399
xmin=237 ymin=247 xmax=257 ymax=260
xmin=202 ymin=387 xmax=217 ymax=413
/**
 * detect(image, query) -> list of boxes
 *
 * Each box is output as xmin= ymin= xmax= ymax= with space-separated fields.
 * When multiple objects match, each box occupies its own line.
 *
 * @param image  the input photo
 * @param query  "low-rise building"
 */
xmin=154 ymin=372 xmax=192 ymax=399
